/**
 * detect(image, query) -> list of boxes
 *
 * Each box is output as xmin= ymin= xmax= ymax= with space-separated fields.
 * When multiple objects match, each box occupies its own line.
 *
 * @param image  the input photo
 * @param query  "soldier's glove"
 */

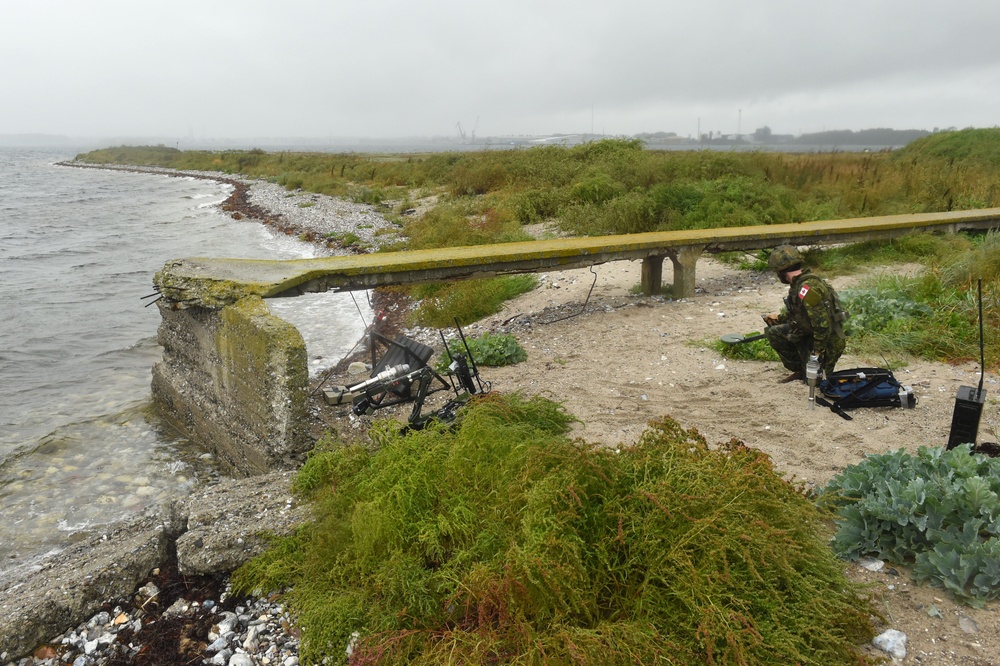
xmin=763 ymin=313 xmax=780 ymax=327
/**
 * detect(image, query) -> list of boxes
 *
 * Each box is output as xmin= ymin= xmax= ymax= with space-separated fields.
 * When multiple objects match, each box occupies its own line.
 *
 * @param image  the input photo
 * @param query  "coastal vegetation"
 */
xmin=435 ymin=331 xmax=527 ymax=371
xmin=232 ymin=393 xmax=876 ymax=664
xmin=820 ymin=444 xmax=1000 ymax=608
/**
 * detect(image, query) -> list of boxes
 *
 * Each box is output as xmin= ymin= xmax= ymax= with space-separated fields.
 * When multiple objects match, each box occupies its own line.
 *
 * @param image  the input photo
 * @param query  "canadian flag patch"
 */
xmin=798 ymin=284 xmax=811 ymax=299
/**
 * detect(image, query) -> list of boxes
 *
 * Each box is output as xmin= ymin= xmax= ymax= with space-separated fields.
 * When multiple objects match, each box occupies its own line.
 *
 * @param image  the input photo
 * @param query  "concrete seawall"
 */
xmin=151 ymin=295 xmax=311 ymax=476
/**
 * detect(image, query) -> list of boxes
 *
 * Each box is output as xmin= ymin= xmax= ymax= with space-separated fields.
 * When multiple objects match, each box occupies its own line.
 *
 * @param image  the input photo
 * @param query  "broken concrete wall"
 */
xmin=151 ymin=295 xmax=310 ymax=476
xmin=0 ymin=471 xmax=306 ymax=661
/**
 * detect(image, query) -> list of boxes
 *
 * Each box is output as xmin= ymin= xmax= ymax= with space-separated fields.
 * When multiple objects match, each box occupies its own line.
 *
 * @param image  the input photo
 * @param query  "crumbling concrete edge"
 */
xmin=0 ymin=471 xmax=308 ymax=661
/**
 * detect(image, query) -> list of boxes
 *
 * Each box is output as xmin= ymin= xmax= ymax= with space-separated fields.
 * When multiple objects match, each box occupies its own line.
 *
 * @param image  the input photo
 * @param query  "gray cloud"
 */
xmin=2 ymin=0 xmax=998 ymax=140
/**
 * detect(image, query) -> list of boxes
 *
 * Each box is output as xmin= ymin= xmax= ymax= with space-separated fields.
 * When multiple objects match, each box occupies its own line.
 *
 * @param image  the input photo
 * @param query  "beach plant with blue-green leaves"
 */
xmin=233 ymin=393 xmax=877 ymax=665
xmin=434 ymin=331 xmax=527 ymax=372
xmin=819 ymin=445 xmax=1000 ymax=607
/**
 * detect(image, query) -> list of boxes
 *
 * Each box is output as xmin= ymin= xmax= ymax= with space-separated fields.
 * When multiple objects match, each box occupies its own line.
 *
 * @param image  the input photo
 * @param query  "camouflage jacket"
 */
xmin=777 ymin=269 xmax=846 ymax=347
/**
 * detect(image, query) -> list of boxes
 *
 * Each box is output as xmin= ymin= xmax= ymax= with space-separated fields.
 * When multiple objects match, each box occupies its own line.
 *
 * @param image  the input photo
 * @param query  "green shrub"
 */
xmin=835 ymin=270 xmax=997 ymax=367
xmin=325 ymin=231 xmax=361 ymax=248
xmin=819 ymin=445 xmax=1000 ymax=607
xmin=839 ymin=287 xmax=934 ymax=335
xmin=506 ymin=187 xmax=568 ymax=223
xmin=811 ymin=232 xmax=972 ymax=276
xmin=402 ymin=204 xmax=531 ymax=250
xmin=450 ymin=160 xmax=509 ymax=195
xmin=569 ymin=173 xmax=625 ymax=205
xmin=434 ymin=332 xmax=526 ymax=372
xmin=560 ymin=191 xmax=660 ymax=236
xmin=347 ymin=185 xmax=384 ymax=205
xmin=712 ymin=332 xmax=780 ymax=362
xmin=234 ymin=396 xmax=876 ymax=664
xmin=409 ymin=275 xmax=538 ymax=327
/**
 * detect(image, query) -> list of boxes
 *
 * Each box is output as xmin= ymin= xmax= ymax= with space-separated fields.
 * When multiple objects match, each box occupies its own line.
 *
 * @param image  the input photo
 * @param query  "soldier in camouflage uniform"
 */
xmin=763 ymin=245 xmax=847 ymax=383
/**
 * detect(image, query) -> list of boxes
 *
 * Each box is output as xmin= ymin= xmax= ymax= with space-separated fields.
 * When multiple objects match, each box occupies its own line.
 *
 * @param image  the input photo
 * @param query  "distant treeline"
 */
xmin=791 ymin=127 xmax=932 ymax=146
xmin=652 ymin=126 xmax=936 ymax=147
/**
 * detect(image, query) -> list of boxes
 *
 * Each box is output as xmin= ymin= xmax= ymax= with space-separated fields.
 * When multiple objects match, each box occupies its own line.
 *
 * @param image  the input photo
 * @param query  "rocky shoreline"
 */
xmin=0 ymin=471 xmax=307 ymax=665
xmin=2 ymin=167 xmax=410 ymax=665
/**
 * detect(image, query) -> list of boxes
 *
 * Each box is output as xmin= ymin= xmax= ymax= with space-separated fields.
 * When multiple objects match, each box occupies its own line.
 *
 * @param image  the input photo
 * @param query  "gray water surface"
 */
xmin=0 ymin=148 xmax=369 ymax=574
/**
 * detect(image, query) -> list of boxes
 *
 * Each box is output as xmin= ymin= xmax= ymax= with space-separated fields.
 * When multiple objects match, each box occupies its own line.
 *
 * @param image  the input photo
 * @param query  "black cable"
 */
xmin=309 ymin=290 xmax=376 ymax=397
xmin=544 ymin=266 xmax=599 ymax=324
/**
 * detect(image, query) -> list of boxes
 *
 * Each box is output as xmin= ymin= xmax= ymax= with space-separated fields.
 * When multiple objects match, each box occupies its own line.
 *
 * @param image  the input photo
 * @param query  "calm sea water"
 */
xmin=0 ymin=148 xmax=371 ymax=576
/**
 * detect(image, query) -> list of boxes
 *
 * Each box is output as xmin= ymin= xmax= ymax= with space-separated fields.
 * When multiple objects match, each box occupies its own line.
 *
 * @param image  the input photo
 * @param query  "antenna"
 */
xmin=977 ymin=278 xmax=986 ymax=399
xmin=946 ymin=279 xmax=987 ymax=450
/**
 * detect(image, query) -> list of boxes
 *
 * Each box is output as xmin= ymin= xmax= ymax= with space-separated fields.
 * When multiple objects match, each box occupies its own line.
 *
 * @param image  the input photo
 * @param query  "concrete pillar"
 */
xmin=640 ymin=256 xmax=664 ymax=295
xmin=666 ymin=246 xmax=705 ymax=298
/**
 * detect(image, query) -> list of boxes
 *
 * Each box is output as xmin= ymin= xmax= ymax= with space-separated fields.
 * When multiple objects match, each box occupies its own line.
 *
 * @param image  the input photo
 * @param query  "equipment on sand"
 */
xmin=806 ymin=354 xmax=821 ymax=410
xmin=323 ymin=321 xmax=490 ymax=430
xmin=947 ymin=279 xmax=987 ymax=450
xmin=720 ymin=332 xmax=767 ymax=345
xmin=816 ymin=368 xmax=916 ymax=420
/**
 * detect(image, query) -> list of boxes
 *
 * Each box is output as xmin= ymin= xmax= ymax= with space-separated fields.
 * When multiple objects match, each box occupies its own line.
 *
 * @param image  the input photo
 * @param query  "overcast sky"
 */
xmin=3 ymin=0 xmax=999 ymax=141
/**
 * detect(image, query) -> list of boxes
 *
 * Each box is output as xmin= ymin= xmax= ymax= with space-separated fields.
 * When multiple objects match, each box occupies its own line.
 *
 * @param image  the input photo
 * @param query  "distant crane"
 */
xmin=455 ymin=117 xmax=480 ymax=144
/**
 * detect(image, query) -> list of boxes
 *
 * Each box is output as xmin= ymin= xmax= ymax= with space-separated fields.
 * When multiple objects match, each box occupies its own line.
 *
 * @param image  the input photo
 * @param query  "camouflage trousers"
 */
xmin=765 ymin=324 xmax=845 ymax=377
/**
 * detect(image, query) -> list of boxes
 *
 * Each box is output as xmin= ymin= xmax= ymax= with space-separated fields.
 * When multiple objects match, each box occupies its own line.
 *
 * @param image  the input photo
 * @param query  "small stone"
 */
xmin=858 ymin=556 xmax=884 ymax=572
xmin=164 ymin=598 xmax=190 ymax=616
xmin=33 ymin=645 xmax=58 ymax=660
xmin=137 ymin=582 xmax=160 ymax=599
xmin=213 ymin=612 xmax=239 ymax=637
xmin=230 ymin=653 xmax=255 ymax=666
xmin=958 ymin=615 xmax=979 ymax=634
xmin=206 ymin=636 xmax=230 ymax=654
xmin=872 ymin=629 xmax=907 ymax=659
xmin=211 ymin=648 xmax=233 ymax=665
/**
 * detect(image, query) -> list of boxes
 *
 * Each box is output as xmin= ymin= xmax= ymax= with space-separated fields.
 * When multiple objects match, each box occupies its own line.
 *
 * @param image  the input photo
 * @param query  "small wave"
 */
xmin=56 ymin=518 xmax=95 ymax=533
xmin=96 ymin=336 xmax=159 ymax=357
xmin=69 ymin=261 xmax=104 ymax=270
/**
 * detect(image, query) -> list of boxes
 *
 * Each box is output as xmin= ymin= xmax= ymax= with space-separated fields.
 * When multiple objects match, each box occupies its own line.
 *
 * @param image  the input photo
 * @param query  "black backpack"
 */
xmin=817 ymin=367 xmax=917 ymax=420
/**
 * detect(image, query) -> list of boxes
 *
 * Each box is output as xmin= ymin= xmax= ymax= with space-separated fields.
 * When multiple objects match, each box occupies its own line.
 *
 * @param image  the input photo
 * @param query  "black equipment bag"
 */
xmin=817 ymin=367 xmax=917 ymax=420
